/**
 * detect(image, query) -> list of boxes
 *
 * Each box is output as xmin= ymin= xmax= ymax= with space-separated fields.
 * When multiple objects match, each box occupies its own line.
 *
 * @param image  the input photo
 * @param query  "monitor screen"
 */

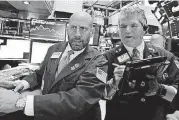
xmin=92 ymin=25 xmax=100 ymax=46
xmin=30 ymin=41 xmax=54 ymax=63
xmin=5 ymin=20 xmax=18 ymax=28
xmin=1 ymin=18 xmax=30 ymax=37
xmin=30 ymin=19 xmax=66 ymax=41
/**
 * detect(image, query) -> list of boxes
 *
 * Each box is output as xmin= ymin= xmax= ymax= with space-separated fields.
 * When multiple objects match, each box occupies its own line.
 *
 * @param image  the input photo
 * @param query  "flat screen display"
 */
xmin=30 ymin=19 xmax=66 ymax=41
xmin=0 ymin=18 xmax=30 ymax=37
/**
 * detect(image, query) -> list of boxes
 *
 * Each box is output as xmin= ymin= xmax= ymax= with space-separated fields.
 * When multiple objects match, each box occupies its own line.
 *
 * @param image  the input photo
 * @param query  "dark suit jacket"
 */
xmin=104 ymin=42 xmax=179 ymax=120
xmin=24 ymin=42 xmax=108 ymax=120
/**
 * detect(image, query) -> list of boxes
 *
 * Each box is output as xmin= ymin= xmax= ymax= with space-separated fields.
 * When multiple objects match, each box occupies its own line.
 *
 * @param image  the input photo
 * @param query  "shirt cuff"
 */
xmin=24 ymin=95 xmax=34 ymax=116
xmin=104 ymin=79 xmax=117 ymax=100
xmin=21 ymin=80 xmax=30 ymax=90
xmin=162 ymin=84 xmax=177 ymax=102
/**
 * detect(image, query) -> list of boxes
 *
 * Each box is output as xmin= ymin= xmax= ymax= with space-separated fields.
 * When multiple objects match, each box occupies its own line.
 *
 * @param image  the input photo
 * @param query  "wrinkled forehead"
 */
xmin=119 ymin=13 xmax=142 ymax=23
xmin=118 ymin=16 xmax=141 ymax=26
xmin=69 ymin=19 xmax=91 ymax=28
xmin=69 ymin=14 xmax=93 ymax=28
xmin=118 ymin=7 xmax=146 ymax=25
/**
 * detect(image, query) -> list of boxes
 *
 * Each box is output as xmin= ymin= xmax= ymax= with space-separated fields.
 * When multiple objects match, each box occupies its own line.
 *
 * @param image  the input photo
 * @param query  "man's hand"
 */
xmin=166 ymin=111 xmax=179 ymax=120
xmin=144 ymin=74 xmax=160 ymax=96
xmin=0 ymin=80 xmax=25 ymax=91
xmin=112 ymin=63 xmax=126 ymax=87
xmin=0 ymin=89 xmax=21 ymax=113
xmin=14 ymin=81 xmax=25 ymax=92
xmin=13 ymin=80 xmax=30 ymax=93
xmin=144 ymin=74 xmax=167 ymax=97
xmin=0 ymin=81 xmax=16 ymax=89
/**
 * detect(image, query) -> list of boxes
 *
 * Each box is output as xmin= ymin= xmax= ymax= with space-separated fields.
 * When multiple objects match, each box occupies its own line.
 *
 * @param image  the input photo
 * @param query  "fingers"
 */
xmin=174 ymin=111 xmax=179 ymax=120
xmin=14 ymin=84 xmax=24 ymax=93
xmin=112 ymin=63 xmax=126 ymax=86
xmin=166 ymin=114 xmax=178 ymax=120
xmin=113 ymin=64 xmax=126 ymax=77
xmin=114 ymin=66 xmax=125 ymax=74
xmin=112 ymin=63 xmax=126 ymax=69
xmin=112 ymin=63 xmax=120 ymax=67
xmin=0 ymin=81 xmax=15 ymax=89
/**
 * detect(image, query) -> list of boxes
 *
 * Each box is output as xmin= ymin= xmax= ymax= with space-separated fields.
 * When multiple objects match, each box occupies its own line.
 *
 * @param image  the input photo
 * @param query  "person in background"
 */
xmin=150 ymin=33 xmax=166 ymax=49
xmin=1 ymin=64 xmax=11 ymax=70
xmin=0 ymin=12 xmax=109 ymax=120
xmin=103 ymin=5 xmax=179 ymax=120
xmin=150 ymin=34 xmax=179 ymax=120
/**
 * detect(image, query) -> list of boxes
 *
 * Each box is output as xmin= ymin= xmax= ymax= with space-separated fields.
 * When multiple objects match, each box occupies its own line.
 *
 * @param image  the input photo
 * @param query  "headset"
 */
xmin=142 ymin=12 xmax=149 ymax=33
xmin=143 ymin=25 xmax=148 ymax=31
xmin=143 ymin=25 xmax=148 ymax=34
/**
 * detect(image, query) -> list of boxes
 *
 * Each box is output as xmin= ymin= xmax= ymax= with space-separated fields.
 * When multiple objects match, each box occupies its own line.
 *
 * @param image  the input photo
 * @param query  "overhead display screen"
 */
xmin=30 ymin=19 xmax=66 ymax=41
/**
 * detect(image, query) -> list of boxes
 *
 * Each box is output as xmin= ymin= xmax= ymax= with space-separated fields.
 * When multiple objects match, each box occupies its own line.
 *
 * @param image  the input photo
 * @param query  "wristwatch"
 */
xmin=16 ymin=96 xmax=27 ymax=110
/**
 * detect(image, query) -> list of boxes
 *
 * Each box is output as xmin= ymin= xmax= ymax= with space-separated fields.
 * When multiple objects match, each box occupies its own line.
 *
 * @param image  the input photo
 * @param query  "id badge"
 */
xmin=51 ymin=52 xmax=62 ymax=59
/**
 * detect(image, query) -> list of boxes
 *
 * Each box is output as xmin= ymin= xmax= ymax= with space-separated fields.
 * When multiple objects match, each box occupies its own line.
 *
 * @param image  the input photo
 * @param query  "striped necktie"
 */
xmin=55 ymin=50 xmax=74 ymax=77
xmin=132 ymin=48 xmax=140 ymax=60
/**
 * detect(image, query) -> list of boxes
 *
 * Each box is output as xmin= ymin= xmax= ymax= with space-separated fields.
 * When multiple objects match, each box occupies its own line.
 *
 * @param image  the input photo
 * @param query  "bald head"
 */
xmin=69 ymin=12 xmax=93 ymax=27
xmin=150 ymin=34 xmax=165 ymax=48
xmin=67 ymin=12 xmax=93 ymax=51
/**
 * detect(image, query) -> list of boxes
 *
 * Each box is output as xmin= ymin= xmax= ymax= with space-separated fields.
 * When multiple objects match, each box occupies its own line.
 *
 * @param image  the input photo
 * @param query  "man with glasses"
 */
xmin=104 ymin=5 xmax=179 ymax=120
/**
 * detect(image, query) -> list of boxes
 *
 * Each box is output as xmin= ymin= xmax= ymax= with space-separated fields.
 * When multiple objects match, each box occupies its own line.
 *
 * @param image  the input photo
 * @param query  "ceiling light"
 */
xmin=22 ymin=1 xmax=30 ymax=5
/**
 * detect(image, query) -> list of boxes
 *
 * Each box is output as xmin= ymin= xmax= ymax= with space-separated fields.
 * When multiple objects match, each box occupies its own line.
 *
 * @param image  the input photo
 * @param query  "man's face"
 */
xmin=67 ymin=19 xmax=92 ymax=51
xmin=119 ymin=16 xmax=145 ymax=47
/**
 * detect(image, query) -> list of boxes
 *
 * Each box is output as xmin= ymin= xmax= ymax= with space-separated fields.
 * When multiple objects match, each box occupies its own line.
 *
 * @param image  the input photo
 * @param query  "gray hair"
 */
xmin=118 ymin=5 xmax=147 ymax=27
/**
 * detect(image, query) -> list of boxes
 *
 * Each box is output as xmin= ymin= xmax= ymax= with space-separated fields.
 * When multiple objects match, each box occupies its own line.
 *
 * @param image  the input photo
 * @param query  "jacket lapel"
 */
xmin=49 ymin=42 xmax=68 ymax=75
xmin=143 ymin=43 xmax=159 ymax=59
xmin=114 ymin=43 xmax=131 ymax=64
xmin=49 ymin=46 xmax=89 ymax=91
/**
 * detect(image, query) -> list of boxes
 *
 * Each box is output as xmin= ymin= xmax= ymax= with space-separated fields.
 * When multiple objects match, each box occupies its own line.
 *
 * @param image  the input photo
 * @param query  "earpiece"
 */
xmin=143 ymin=25 xmax=148 ymax=31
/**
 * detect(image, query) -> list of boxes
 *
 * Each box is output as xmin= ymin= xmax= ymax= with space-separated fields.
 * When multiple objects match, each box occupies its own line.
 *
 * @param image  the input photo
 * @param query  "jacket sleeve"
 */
xmin=162 ymin=54 xmax=179 ymax=109
xmin=162 ymin=53 xmax=179 ymax=89
xmin=24 ymin=46 xmax=53 ymax=89
xmin=102 ymin=50 xmax=118 ymax=100
xmin=155 ymin=50 xmax=179 ymax=102
xmin=33 ymin=54 xmax=108 ymax=120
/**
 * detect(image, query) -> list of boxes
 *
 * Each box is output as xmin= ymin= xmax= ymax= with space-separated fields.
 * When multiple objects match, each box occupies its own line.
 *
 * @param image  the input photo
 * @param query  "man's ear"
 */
xmin=143 ymin=25 xmax=148 ymax=31
xmin=90 ymin=27 xmax=94 ymax=38
xmin=66 ymin=25 xmax=69 ymax=33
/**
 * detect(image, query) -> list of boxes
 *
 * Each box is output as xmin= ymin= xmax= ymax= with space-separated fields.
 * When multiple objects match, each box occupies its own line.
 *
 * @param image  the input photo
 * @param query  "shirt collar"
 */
xmin=66 ymin=43 xmax=86 ymax=54
xmin=123 ymin=40 xmax=145 ymax=56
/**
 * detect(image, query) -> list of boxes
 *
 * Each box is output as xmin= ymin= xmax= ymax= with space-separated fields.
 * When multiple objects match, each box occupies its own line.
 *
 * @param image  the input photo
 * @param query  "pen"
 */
xmin=112 ymin=63 xmax=120 ymax=67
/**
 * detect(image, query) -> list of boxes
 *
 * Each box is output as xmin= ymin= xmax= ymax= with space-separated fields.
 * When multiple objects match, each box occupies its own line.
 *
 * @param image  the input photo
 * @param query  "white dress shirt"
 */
xmin=123 ymin=40 xmax=145 ymax=60
xmin=60 ymin=43 xmax=85 ymax=63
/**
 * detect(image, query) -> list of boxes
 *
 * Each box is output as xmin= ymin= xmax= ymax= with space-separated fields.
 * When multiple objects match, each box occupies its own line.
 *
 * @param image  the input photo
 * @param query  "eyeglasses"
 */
xmin=69 ymin=25 xmax=88 ymax=34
